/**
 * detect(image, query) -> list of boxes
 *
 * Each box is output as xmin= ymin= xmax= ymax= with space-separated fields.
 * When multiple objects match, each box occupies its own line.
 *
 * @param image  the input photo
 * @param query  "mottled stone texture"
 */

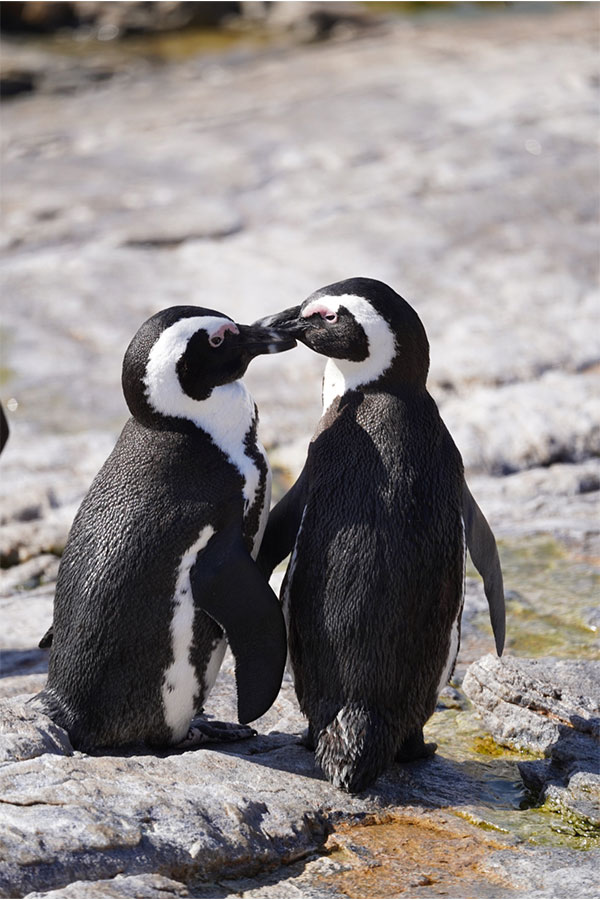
xmin=1 ymin=4 xmax=599 ymax=898
xmin=464 ymin=655 xmax=600 ymax=824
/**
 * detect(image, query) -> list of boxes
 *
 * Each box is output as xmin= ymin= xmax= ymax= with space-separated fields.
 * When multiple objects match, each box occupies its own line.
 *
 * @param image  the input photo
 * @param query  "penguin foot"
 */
xmin=177 ymin=717 xmax=257 ymax=748
xmin=299 ymin=726 xmax=316 ymax=750
xmin=396 ymin=729 xmax=437 ymax=763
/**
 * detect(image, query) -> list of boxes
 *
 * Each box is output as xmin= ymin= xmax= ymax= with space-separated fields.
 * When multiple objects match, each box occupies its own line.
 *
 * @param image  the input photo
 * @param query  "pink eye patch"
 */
xmin=211 ymin=322 xmax=239 ymax=340
xmin=301 ymin=301 xmax=336 ymax=320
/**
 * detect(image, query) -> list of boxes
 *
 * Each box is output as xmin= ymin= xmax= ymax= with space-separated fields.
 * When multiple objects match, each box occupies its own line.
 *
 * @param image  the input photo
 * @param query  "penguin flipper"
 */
xmin=39 ymin=625 xmax=54 ymax=649
xmin=257 ymin=464 xmax=308 ymax=579
xmin=190 ymin=522 xmax=287 ymax=724
xmin=462 ymin=481 xmax=506 ymax=656
xmin=0 ymin=403 xmax=9 ymax=454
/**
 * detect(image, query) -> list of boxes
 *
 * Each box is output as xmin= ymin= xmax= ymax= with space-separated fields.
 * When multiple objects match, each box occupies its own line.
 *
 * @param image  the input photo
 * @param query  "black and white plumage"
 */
xmin=37 ymin=306 xmax=294 ymax=752
xmin=255 ymin=278 xmax=505 ymax=793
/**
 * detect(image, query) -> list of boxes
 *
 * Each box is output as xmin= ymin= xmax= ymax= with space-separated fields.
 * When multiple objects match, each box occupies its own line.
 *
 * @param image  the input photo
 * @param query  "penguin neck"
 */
xmin=156 ymin=379 xmax=262 ymax=510
xmin=322 ymin=357 xmax=394 ymax=413
xmin=321 ymin=358 xmax=427 ymax=413
xmin=190 ymin=380 xmax=256 ymax=455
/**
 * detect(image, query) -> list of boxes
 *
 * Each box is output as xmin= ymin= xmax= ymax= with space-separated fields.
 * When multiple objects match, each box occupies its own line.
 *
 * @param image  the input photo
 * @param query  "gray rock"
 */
xmin=466 ymin=460 xmax=600 ymax=549
xmin=0 ymin=694 xmax=73 ymax=763
xmin=0 ymin=554 xmax=60 ymax=596
xmin=0 ymin=674 xmax=47 ymax=700
xmin=463 ymin=655 xmax=600 ymax=752
xmin=464 ymin=655 xmax=600 ymax=824
xmin=0 ymin=7 xmax=599 ymax=897
xmin=485 ymin=847 xmax=600 ymax=899
xmin=25 ymin=873 xmax=190 ymax=898
xmin=440 ymin=371 xmax=600 ymax=475
xmin=0 ymin=655 xmax=542 ymax=898
xmin=1 ymin=584 xmax=54 ymax=677
xmin=1 ymin=6 xmax=598 ymax=462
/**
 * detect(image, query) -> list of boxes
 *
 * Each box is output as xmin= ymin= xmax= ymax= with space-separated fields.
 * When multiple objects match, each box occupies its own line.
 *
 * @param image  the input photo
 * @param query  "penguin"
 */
xmin=254 ymin=278 xmax=505 ymax=793
xmin=0 ymin=402 xmax=8 ymax=454
xmin=36 ymin=306 xmax=295 ymax=752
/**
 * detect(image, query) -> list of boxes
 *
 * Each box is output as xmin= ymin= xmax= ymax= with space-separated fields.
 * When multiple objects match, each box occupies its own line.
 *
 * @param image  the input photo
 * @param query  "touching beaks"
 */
xmin=252 ymin=306 xmax=306 ymax=340
xmin=236 ymin=323 xmax=297 ymax=356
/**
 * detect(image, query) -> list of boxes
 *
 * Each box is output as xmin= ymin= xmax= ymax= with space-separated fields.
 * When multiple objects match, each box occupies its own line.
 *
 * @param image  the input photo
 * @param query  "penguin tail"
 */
xmin=315 ymin=703 xmax=397 ymax=793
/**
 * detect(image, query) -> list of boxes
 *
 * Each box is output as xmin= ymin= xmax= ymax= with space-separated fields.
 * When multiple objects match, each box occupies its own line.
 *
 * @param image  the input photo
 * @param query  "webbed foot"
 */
xmin=396 ymin=728 xmax=437 ymax=763
xmin=299 ymin=725 xmax=316 ymax=751
xmin=176 ymin=716 xmax=256 ymax=748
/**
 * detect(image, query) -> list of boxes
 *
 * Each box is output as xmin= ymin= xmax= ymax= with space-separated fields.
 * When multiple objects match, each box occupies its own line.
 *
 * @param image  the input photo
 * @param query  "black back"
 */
xmin=288 ymin=388 xmax=464 ymax=738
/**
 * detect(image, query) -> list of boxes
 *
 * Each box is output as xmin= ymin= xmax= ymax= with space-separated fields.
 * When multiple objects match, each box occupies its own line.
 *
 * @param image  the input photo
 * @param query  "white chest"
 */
xmin=196 ymin=381 xmax=261 ymax=507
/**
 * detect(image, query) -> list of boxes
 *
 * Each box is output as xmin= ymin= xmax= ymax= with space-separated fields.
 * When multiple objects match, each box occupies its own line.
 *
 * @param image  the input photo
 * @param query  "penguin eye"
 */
xmin=324 ymin=313 xmax=338 ymax=324
xmin=209 ymin=335 xmax=224 ymax=348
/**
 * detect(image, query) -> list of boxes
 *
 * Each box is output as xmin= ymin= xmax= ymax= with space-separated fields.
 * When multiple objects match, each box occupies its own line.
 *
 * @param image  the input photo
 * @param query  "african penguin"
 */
xmin=36 ymin=306 xmax=295 ymax=752
xmin=255 ymin=277 xmax=505 ymax=793
xmin=0 ymin=402 xmax=8 ymax=454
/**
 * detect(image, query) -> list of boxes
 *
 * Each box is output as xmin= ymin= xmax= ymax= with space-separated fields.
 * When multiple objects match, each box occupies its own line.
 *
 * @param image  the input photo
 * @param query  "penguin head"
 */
xmin=256 ymin=278 xmax=429 ymax=392
xmin=122 ymin=306 xmax=295 ymax=426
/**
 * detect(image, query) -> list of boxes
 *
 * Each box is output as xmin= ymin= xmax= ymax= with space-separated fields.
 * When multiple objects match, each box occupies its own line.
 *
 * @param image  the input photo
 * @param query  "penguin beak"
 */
xmin=236 ymin=323 xmax=297 ymax=357
xmin=252 ymin=306 xmax=307 ymax=340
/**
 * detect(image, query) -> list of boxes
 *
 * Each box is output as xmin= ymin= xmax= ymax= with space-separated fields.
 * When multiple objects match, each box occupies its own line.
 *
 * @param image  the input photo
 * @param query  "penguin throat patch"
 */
xmin=316 ymin=294 xmax=397 ymax=411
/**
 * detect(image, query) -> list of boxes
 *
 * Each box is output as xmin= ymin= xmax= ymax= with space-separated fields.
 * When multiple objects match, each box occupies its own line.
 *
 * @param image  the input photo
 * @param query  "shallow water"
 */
xmin=476 ymin=535 xmax=599 ymax=660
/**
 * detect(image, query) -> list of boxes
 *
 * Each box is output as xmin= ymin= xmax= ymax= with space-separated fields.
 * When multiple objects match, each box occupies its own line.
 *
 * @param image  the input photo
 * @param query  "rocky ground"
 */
xmin=1 ymin=3 xmax=599 ymax=898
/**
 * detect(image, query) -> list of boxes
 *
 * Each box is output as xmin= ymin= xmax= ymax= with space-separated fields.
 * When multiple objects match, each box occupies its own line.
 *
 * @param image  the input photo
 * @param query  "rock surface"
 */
xmin=1 ymin=5 xmax=599 ymax=898
xmin=0 ymin=656 xmax=597 ymax=899
xmin=463 ymin=655 xmax=600 ymax=826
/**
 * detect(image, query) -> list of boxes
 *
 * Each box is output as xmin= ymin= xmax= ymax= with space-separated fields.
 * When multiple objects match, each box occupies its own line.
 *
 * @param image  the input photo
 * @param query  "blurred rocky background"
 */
xmin=0 ymin=2 xmax=599 ymax=898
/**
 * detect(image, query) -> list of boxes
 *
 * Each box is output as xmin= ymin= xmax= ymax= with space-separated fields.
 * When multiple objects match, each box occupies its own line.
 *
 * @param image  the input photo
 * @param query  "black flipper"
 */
xmin=462 ymin=481 xmax=506 ymax=656
xmin=0 ymin=403 xmax=9 ymax=454
xmin=39 ymin=625 xmax=54 ymax=649
xmin=190 ymin=522 xmax=287 ymax=724
xmin=257 ymin=464 xmax=308 ymax=580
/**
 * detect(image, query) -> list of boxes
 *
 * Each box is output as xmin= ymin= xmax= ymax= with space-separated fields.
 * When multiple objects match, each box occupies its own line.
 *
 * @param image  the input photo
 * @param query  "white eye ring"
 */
xmin=324 ymin=313 xmax=338 ymax=323
xmin=209 ymin=335 xmax=224 ymax=347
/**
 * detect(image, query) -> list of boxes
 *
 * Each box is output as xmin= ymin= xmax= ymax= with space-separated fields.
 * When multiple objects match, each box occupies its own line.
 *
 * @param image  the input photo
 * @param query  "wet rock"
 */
xmin=463 ymin=655 xmax=600 ymax=824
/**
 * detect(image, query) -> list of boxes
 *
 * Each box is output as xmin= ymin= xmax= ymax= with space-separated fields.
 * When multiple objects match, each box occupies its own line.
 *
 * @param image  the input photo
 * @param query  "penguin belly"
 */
xmin=161 ymin=525 xmax=224 ymax=742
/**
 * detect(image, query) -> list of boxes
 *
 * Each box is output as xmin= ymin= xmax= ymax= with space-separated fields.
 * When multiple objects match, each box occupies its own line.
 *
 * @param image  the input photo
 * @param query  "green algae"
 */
xmin=468 ymin=534 xmax=599 ymax=660
xmin=425 ymin=704 xmax=599 ymax=852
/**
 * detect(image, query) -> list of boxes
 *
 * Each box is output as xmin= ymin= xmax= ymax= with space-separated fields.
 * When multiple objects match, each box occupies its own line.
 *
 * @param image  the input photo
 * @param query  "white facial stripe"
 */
xmin=144 ymin=315 xmax=233 ymax=418
xmin=143 ymin=315 xmax=261 ymax=509
xmin=315 ymin=294 xmax=397 ymax=412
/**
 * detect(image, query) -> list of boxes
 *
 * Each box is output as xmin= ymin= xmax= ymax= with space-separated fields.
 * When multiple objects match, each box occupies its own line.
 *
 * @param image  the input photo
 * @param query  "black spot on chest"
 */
xmin=241 ymin=408 xmax=268 ymax=552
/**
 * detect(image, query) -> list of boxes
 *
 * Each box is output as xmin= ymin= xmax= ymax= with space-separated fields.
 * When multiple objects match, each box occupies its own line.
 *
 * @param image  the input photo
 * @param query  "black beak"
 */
xmin=251 ymin=306 xmax=306 ymax=340
xmin=236 ymin=323 xmax=297 ymax=357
